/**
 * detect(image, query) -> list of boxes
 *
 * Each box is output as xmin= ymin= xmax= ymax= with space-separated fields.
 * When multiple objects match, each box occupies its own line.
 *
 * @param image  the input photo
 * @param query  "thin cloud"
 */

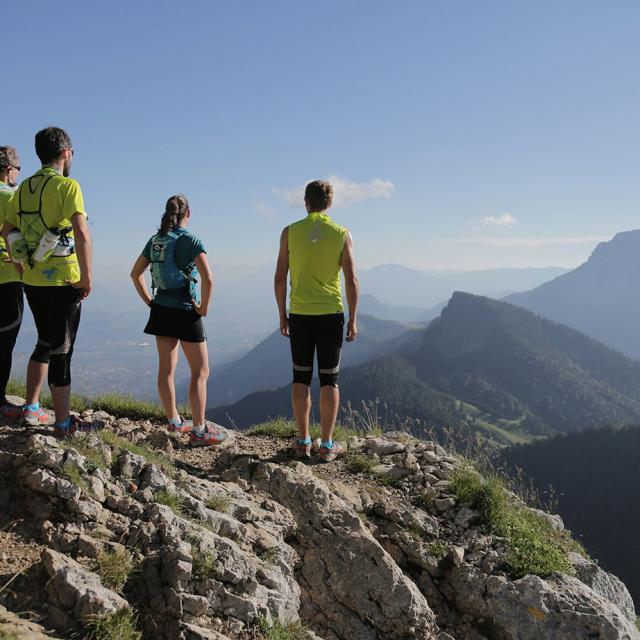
xmin=481 ymin=213 xmax=518 ymax=227
xmin=254 ymin=200 xmax=275 ymax=218
xmin=431 ymin=236 xmax=608 ymax=248
xmin=273 ymin=175 xmax=395 ymax=208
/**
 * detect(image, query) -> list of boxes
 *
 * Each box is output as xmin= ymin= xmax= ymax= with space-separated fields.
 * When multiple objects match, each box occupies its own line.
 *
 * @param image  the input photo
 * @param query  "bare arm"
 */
xmin=1 ymin=221 xmax=17 ymax=242
xmin=67 ymin=213 xmax=93 ymax=299
xmin=130 ymin=255 xmax=152 ymax=306
xmin=274 ymin=227 xmax=289 ymax=336
xmin=1 ymin=221 xmax=23 ymax=275
xmin=192 ymin=252 xmax=213 ymax=317
xmin=341 ymin=231 xmax=359 ymax=342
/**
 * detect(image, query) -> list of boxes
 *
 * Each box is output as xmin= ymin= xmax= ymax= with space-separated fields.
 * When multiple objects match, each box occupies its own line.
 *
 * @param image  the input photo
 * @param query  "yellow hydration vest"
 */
xmin=6 ymin=168 xmax=86 ymax=287
xmin=0 ymin=182 xmax=20 ymax=285
xmin=288 ymin=212 xmax=347 ymax=315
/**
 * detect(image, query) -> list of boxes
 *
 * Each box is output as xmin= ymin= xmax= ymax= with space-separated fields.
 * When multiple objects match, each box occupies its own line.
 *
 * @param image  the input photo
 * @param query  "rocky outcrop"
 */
xmin=0 ymin=604 xmax=58 ymax=639
xmin=0 ymin=410 xmax=637 ymax=640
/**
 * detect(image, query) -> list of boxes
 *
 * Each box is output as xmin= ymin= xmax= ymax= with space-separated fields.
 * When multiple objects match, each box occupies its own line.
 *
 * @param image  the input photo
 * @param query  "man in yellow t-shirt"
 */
xmin=274 ymin=180 xmax=360 ymax=462
xmin=0 ymin=146 xmax=23 ymax=421
xmin=1 ymin=127 xmax=100 ymax=437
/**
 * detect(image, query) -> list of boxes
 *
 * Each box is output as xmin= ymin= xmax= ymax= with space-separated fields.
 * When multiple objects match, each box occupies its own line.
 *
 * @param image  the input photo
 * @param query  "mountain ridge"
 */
xmin=506 ymin=229 xmax=640 ymax=359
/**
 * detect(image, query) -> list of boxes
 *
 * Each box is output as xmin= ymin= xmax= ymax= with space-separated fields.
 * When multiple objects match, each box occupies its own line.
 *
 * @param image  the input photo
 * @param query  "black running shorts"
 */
xmin=289 ymin=313 xmax=344 ymax=387
xmin=144 ymin=302 xmax=206 ymax=343
xmin=24 ymin=284 xmax=82 ymax=388
xmin=0 ymin=281 xmax=23 ymax=401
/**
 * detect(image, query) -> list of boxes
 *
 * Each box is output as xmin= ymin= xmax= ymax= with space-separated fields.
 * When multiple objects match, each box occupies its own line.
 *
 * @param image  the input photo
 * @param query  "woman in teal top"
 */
xmin=130 ymin=194 xmax=226 ymax=447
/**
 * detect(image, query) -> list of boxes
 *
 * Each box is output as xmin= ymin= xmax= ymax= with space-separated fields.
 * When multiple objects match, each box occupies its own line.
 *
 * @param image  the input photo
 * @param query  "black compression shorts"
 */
xmin=289 ymin=313 xmax=344 ymax=387
xmin=0 ymin=282 xmax=23 ymax=402
xmin=24 ymin=285 xmax=82 ymax=387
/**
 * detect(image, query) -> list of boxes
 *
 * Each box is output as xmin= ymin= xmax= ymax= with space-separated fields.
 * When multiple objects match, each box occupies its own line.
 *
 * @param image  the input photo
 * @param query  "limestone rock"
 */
xmin=41 ymin=549 xmax=129 ymax=623
xmin=364 ymin=438 xmax=406 ymax=456
xmin=257 ymin=462 xmax=438 ymax=639
xmin=116 ymin=451 xmax=147 ymax=479
xmin=570 ymin=552 xmax=636 ymax=623
xmin=485 ymin=572 xmax=640 ymax=640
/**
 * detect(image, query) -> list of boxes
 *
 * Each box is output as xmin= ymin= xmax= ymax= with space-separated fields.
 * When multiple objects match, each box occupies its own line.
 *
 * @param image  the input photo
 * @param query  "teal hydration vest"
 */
xmin=149 ymin=231 xmax=197 ymax=298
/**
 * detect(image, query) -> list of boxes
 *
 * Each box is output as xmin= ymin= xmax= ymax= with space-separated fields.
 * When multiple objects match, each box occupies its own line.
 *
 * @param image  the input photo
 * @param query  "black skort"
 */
xmin=144 ymin=303 xmax=206 ymax=343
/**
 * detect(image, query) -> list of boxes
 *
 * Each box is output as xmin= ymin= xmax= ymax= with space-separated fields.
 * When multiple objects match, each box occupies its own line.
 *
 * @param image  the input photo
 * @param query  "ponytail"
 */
xmin=159 ymin=194 xmax=189 ymax=235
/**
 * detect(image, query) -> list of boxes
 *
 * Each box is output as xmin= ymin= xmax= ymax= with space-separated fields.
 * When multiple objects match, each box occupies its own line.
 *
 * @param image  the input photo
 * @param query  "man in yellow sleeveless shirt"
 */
xmin=274 ymin=180 xmax=360 ymax=461
xmin=0 ymin=146 xmax=23 ymax=420
xmin=2 ymin=127 xmax=101 ymax=437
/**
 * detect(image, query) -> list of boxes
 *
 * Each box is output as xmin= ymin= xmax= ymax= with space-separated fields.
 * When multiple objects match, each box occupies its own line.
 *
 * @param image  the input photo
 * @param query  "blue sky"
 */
xmin=4 ymin=1 xmax=640 ymax=278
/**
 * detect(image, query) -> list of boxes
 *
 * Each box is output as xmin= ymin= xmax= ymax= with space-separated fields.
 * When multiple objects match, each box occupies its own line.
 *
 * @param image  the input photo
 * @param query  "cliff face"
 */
xmin=0 ymin=405 xmax=637 ymax=640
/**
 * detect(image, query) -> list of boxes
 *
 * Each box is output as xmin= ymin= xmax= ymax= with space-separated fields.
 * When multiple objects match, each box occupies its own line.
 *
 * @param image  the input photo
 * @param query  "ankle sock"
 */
xmin=55 ymin=416 xmax=72 ymax=430
xmin=192 ymin=424 xmax=206 ymax=435
xmin=297 ymin=437 xmax=312 ymax=445
xmin=168 ymin=416 xmax=182 ymax=427
xmin=321 ymin=439 xmax=334 ymax=449
xmin=25 ymin=403 xmax=40 ymax=412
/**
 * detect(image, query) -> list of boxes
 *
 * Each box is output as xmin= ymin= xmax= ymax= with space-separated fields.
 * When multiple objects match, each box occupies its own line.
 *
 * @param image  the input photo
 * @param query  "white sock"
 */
xmin=192 ymin=424 xmax=206 ymax=435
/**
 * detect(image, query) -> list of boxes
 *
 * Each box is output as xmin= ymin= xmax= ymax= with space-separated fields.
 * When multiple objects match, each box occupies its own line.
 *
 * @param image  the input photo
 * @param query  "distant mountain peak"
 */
xmin=505 ymin=229 xmax=640 ymax=358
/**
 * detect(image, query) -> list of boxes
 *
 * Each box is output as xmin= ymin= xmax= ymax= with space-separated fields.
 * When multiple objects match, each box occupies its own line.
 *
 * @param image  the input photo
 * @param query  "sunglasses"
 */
xmin=12 ymin=165 xmax=20 ymax=171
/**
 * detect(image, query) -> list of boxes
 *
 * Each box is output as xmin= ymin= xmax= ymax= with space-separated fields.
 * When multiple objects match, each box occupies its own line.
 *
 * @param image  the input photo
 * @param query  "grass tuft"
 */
xmin=98 ymin=430 xmax=176 ymax=478
xmin=154 ymin=490 xmax=184 ymax=515
xmin=412 ymin=491 xmax=435 ymax=511
xmin=247 ymin=419 xmax=297 ymax=438
xmin=61 ymin=438 xmax=109 ymax=472
xmin=449 ymin=463 xmax=573 ymax=578
xmin=246 ymin=417 xmax=375 ymax=442
xmin=257 ymin=615 xmax=307 ymax=640
xmin=96 ymin=548 xmax=134 ymax=593
xmin=62 ymin=461 xmax=90 ymax=495
xmin=6 ymin=379 xmax=184 ymax=421
xmin=0 ymin=629 xmax=20 ymax=640
xmin=206 ymin=494 xmax=231 ymax=513
xmin=86 ymin=609 xmax=141 ymax=640
xmin=192 ymin=549 xmax=218 ymax=582
xmin=427 ymin=540 xmax=448 ymax=559
xmin=346 ymin=454 xmax=377 ymax=475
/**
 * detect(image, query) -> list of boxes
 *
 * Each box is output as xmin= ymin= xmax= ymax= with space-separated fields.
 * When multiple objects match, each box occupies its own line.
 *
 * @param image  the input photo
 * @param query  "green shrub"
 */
xmin=96 ymin=549 xmax=134 ymax=592
xmin=449 ymin=463 xmax=573 ymax=578
xmin=86 ymin=609 xmax=141 ymax=640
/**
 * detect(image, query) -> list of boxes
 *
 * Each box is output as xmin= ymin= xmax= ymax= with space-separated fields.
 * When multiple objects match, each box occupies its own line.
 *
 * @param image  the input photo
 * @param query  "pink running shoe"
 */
xmin=314 ymin=440 xmax=346 ymax=463
xmin=0 ymin=402 xmax=23 ymax=422
xmin=167 ymin=417 xmax=192 ymax=433
xmin=22 ymin=405 xmax=49 ymax=427
xmin=189 ymin=424 xmax=228 ymax=447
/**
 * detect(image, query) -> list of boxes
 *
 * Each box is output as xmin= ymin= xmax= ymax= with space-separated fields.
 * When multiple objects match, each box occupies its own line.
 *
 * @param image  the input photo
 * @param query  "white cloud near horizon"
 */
xmin=481 ymin=212 xmax=518 ymax=227
xmin=273 ymin=175 xmax=395 ymax=208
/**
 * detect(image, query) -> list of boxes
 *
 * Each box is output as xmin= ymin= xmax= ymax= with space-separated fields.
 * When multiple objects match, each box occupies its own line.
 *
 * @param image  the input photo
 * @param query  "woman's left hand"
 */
xmin=192 ymin=299 xmax=209 ymax=317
